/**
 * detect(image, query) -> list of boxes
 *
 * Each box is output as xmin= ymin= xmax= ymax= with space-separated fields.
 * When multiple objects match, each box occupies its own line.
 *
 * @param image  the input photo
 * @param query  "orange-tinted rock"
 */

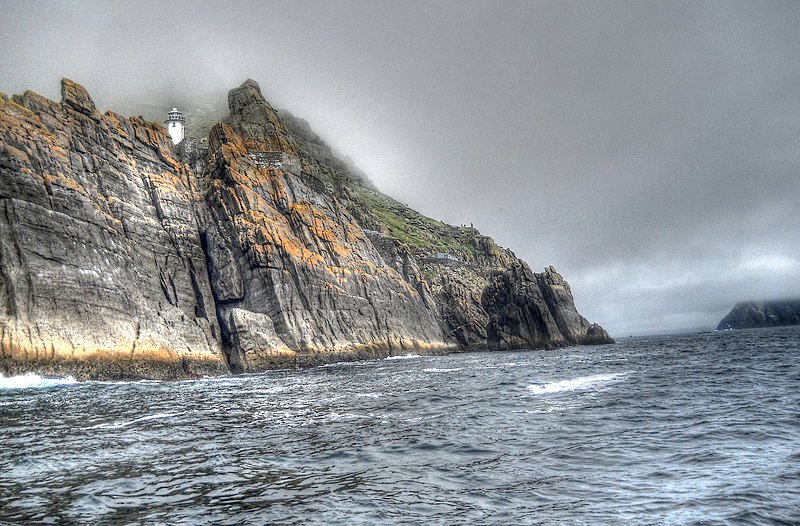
xmin=200 ymin=81 xmax=451 ymax=371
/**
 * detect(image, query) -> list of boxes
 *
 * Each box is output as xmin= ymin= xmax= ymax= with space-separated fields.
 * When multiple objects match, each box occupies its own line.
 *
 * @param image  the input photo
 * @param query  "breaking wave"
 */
xmin=527 ymin=372 xmax=627 ymax=394
xmin=0 ymin=373 xmax=78 ymax=390
xmin=91 ymin=412 xmax=184 ymax=429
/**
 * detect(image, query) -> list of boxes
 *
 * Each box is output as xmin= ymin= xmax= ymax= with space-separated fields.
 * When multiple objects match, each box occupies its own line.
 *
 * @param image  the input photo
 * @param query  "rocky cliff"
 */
xmin=0 ymin=78 xmax=612 ymax=379
xmin=717 ymin=300 xmax=800 ymax=330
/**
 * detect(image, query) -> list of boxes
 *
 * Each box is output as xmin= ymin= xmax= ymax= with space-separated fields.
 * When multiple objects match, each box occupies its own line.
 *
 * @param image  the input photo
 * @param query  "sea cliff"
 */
xmin=717 ymin=300 xmax=800 ymax=330
xmin=0 ymin=78 xmax=612 ymax=379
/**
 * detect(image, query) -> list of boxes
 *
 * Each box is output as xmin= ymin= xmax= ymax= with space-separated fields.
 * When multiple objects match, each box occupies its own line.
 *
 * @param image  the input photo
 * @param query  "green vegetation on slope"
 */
xmin=349 ymin=185 xmax=480 ymax=257
xmin=277 ymin=108 xmax=509 ymax=269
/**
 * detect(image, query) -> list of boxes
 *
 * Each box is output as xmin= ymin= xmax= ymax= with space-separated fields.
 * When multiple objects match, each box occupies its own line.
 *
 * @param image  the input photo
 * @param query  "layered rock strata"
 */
xmin=0 ymin=80 xmax=225 ymax=379
xmin=0 ymin=78 xmax=611 ymax=379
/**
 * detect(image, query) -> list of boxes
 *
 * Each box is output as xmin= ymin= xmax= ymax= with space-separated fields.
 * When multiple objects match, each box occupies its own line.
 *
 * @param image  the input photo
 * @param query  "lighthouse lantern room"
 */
xmin=165 ymin=108 xmax=185 ymax=144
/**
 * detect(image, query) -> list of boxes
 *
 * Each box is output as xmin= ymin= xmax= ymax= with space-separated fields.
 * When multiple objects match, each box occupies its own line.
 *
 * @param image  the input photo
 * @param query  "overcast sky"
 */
xmin=2 ymin=0 xmax=799 ymax=336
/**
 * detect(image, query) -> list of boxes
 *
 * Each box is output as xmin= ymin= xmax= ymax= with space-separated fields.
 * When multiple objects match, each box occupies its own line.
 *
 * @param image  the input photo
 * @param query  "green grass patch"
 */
xmin=350 ymin=185 xmax=482 ymax=258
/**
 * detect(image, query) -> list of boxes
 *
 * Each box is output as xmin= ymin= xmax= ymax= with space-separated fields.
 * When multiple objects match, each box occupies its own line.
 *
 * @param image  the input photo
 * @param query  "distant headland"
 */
xmin=717 ymin=300 xmax=800 ymax=330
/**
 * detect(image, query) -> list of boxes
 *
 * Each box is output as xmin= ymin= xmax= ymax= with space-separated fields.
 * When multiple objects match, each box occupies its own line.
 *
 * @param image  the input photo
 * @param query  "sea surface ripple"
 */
xmin=1 ymin=326 xmax=799 ymax=525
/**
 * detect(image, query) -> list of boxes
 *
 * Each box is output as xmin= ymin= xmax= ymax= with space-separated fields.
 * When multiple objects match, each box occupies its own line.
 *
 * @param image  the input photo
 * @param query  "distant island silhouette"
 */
xmin=717 ymin=300 xmax=800 ymax=330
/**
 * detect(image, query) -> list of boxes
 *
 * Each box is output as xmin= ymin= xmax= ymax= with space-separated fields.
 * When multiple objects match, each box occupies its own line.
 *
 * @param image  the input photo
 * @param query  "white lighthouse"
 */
xmin=164 ymin=108 xmax=185 ymax=144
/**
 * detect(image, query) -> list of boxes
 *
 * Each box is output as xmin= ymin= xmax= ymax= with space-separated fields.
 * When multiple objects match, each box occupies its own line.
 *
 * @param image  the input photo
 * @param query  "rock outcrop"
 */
xmin=483 ymin=264 xmax=612 ymax=350
xmin=0 ymin=78 xmax=612 ymax=379
xmin=717 ymin=300 xmax=800 ymax=330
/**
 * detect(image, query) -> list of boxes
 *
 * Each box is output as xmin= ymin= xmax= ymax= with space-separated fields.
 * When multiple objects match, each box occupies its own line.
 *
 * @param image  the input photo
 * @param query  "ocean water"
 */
xmin=1 ymin=326 xmax=799 ymax=525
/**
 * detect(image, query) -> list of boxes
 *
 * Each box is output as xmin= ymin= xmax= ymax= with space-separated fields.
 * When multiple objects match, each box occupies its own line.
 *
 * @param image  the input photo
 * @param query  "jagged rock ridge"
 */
xmin=0 ymin=78 xmax=612 ymax=379
xmin=717 ymin=300 xmax=800 ymax=330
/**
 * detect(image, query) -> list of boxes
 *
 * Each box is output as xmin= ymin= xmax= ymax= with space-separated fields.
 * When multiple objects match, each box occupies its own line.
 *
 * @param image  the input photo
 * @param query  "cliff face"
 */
xmin=0 ymin=78 xmax=612 ymax=379
xmin=198 ymin=80 xmax=450 ymax=372
xmin=717 ymin=300 xmax=800 ymax=330
xmin=0 ymin=80 xmax=225 ymax=379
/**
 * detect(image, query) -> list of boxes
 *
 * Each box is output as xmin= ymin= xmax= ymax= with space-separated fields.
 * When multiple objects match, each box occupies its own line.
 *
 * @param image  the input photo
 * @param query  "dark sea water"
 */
xmin=1 ymin=326 xmax=799 ymax=525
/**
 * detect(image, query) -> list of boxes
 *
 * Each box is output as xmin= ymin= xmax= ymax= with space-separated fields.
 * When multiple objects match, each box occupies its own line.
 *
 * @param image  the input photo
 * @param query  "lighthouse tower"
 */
xmin=164 ymin=108 xmax=185 ymax=144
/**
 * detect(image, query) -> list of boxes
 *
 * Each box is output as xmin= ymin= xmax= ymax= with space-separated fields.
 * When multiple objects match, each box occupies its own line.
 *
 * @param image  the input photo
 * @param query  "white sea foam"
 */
xmin=0 ymin=373 xmax=78 ymax=390
xmin=319 ymin=359 xmax=376 ymax=368
xmin=89 ymin=378 xmax=162 ymax=386
xmin=527 ymin=372 xmax=627 ymax=394
xmin=92 ymin=412 xmax=183 ymax=429
xmin=384 ymin=354 xmax=423 ymax=360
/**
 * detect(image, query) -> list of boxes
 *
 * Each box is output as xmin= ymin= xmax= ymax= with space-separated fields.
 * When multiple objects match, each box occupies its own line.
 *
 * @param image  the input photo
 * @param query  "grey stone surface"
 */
xmin=0 ymin=80 xmax=225 ymax=379
xmin=482 ymin=263 xmax=613 ymax=350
